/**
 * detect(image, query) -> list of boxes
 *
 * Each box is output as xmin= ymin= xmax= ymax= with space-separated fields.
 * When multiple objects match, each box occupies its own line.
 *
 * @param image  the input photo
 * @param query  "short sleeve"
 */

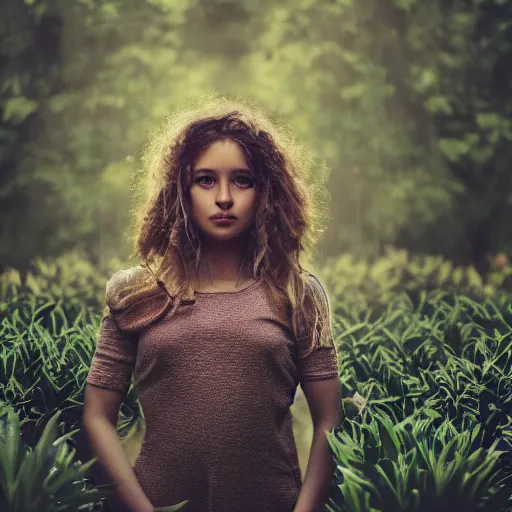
xmin=297 ymin=273 xmax=339 ymax=386
xmin=86 ymin=307 xmax=138 ymax=395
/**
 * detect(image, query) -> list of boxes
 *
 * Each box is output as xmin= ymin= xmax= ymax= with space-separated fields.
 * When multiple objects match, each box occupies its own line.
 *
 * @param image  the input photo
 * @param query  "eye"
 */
xmin=195 ymin=176 xmax=254 ymax=188
xmin=196 ymin=176 xmax=214 ymax=185
xmin=235 ymin=176 xmax=254 ymax=187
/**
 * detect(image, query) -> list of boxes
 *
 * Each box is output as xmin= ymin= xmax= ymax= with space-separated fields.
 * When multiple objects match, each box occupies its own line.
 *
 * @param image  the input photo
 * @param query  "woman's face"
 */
xmin=189 ymin=138 xmax=259 ymax=245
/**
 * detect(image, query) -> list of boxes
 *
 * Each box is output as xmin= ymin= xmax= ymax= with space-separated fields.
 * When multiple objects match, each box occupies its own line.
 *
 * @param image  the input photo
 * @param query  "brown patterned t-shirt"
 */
xmin=86 ymin=272 xmax=339 ymax=512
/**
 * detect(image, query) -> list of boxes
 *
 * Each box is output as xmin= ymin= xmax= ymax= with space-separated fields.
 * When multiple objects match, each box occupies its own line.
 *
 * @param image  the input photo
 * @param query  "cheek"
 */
xmin=249 ymin=193 xmax=259 ymax=215
xmin=189 ymin=190 xmax=204 ymax=210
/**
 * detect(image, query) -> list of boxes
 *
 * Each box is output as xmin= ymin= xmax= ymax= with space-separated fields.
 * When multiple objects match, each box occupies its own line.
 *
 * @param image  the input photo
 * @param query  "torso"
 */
xmin=131 ymin=279 xmax=303 ymax=511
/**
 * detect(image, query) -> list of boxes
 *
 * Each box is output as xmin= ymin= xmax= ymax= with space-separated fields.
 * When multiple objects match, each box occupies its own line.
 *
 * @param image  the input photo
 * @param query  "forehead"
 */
xmin=192 ymin=139 xmax=251 ymax=171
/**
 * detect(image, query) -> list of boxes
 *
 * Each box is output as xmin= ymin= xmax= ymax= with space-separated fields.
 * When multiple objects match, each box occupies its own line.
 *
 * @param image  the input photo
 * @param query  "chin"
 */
xmin=201 ymin=228 xmax=239 ymax=240
xmin=209 ymin=232 xmax=241 ymax=241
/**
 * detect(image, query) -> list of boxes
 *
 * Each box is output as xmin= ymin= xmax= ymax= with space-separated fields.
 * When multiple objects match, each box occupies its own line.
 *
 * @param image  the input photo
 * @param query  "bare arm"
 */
xmin=82 ymin=383 xmax=153 ymax=512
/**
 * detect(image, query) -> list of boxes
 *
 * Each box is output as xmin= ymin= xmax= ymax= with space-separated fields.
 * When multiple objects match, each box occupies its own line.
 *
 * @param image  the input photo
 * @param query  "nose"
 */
xmin=216 ymin=198 xmax=233 ymax=209
xmin=215 ymin=179 xmax=234 ymax=208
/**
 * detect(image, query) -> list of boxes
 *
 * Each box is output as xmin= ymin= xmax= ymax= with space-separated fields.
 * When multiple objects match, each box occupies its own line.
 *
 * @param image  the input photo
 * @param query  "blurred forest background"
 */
xmin=1 ymin=0 xmax=512 ymax=281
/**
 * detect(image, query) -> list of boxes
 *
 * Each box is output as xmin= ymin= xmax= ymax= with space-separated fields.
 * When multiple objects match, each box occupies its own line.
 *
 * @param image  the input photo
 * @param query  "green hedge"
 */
xmin=1 ymin=251 xmax=512 ymax=511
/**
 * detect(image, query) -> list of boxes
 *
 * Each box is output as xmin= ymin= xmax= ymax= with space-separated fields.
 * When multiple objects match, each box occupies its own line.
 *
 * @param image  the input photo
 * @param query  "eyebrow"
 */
xmin=193 ymin=167 xmax=253 ymax=174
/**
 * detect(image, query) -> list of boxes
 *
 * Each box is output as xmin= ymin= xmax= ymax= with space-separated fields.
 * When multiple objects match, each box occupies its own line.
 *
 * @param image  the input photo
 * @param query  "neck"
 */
xmin=193 ymin=237 xmax=253 ymax=288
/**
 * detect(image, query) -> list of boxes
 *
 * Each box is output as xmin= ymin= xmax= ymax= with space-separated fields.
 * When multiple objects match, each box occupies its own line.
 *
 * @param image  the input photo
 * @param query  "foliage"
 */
xmin=317 ymin=246 xmax=512 ymax=315
xmin=0 ymin=292 xmax=142 ymax=449
xmin=323 ymin=287 xmax=512 ymax=510
xmin=1 ymin=0 xmax=511 ymax=278
xmin=234 ymin=0 xmax=512 ymax=271
xmin=0 ymin=249 xmax=127 ymax=312
xmin=0 ymin=0 xmax=218 ymax=275
xmin=331 ymin=289 xmax=512 ymax=447
xmin=324 ymin=411 xmax=512 ymax=512
xmin=2 ymin=258 xmax=512 ymax=509
xmin=0 ymin=405 xmax=112 ymax=512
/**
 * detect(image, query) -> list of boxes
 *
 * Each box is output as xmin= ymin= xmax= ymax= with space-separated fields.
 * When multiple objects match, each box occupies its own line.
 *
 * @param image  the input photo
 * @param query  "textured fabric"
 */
xmin=86 ymin=271 xmax=339 ymax=512
xmin=103 ymin=265 xmax=175 ymax=334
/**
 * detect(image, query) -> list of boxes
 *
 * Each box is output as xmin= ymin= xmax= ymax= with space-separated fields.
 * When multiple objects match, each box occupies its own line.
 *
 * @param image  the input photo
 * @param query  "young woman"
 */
xmin=83 ymin=97 xmax=342 ymax=512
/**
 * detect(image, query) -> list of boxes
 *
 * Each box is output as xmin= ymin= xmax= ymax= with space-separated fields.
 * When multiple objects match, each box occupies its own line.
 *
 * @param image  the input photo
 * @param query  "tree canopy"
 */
xmin=1 ymin=0 xmax=511 ymax=277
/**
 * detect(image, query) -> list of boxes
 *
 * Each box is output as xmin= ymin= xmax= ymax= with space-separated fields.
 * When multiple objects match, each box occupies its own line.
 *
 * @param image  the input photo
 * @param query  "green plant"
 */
xmin=0 ymin=405 xmax=111 ymax=512
xmin=318 ymin=249 xmax=512 ymax=314
xmin=0 ymin=294 xmax=142 ymax=449
xmin=324 ymin=411 xmax=512 ymax=512
xmin=0 ymin=250 xmax=127 ymax=313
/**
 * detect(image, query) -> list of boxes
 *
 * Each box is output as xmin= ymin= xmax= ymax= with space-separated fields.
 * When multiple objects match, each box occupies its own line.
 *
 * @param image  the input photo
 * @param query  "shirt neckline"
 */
xmin=194 ymin=279 xmax=263 ymax=295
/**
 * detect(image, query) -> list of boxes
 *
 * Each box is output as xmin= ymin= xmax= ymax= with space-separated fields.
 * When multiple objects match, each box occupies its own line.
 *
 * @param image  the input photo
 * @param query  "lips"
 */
xmin=211 ymin=217 xmax=236 ymax=225
xmin=210 ymin=215 xmax=237 ymax=219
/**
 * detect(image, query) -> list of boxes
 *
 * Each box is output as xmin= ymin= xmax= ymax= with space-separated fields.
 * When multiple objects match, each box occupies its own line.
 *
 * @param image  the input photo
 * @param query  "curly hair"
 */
xmin=128 ymin=93 xmax=332 ymax=356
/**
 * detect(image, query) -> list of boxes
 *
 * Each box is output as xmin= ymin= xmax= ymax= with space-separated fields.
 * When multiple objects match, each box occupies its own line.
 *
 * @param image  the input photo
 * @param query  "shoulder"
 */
xmin=105 ymin=265 xmax=156 ymax=311
xmin=103 ymin=265 xmax=173 ymax=334
xmin=296 ymin=271 xmax=335 ymax=355
xmin=303 ymin=270 xmax=325 ymax=288
xmin=303 ymin=271 xmax=330 ymax=304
